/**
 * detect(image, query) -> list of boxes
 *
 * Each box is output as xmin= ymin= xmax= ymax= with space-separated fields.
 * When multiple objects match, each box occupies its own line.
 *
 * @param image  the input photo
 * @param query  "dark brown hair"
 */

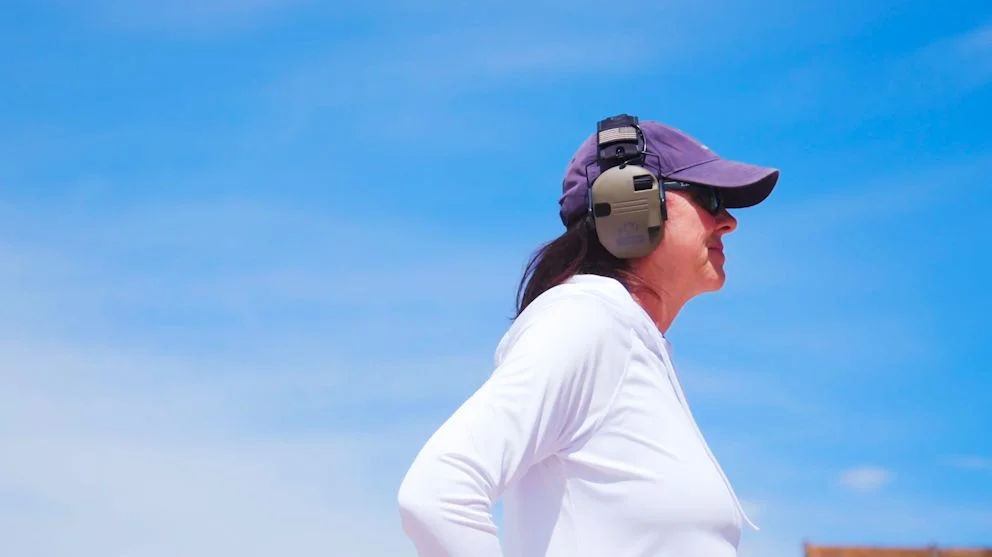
xmin=514 ymin=217 xmax=657 ymax=318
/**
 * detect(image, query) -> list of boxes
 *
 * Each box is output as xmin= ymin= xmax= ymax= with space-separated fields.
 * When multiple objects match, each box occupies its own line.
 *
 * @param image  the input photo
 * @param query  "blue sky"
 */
xmin=1 ymin=1 xmax=991 ymax=555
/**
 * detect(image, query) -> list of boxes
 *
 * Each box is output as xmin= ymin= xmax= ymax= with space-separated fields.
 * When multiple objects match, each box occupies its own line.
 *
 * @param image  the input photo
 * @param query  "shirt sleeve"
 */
xmin=396 ymin=294 xmax=633 ymax=557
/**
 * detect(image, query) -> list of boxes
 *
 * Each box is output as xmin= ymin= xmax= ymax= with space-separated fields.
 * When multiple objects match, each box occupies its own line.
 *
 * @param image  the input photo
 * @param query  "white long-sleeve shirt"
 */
xmin=397 ymin=274 xmax=756 ymax=557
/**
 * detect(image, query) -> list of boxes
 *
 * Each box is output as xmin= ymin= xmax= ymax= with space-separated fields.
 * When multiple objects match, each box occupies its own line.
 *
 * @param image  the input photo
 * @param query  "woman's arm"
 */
xmin=396 ymin=295 xmax=632 ymax=557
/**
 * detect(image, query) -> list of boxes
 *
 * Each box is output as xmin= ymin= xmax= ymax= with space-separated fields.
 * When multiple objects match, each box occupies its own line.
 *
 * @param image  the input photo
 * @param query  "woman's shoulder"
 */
xmin=524 ymin=274 xmax=638 ymax=327
xmin=496 ymin=275 xmax=639 ymax=362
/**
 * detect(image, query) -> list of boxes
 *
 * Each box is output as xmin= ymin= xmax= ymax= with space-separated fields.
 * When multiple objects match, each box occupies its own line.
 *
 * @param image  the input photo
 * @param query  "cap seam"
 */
xmin=664 ymin=155 xmax=721 ymax=177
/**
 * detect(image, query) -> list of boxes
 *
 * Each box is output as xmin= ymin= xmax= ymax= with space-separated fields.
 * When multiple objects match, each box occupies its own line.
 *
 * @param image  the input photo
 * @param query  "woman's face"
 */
xmin=646 ymin=188 xmax=739 ymax=298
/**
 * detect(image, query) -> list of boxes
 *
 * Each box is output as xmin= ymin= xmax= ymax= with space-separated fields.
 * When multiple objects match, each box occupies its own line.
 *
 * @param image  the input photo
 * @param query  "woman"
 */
xmin=397 ymin=114 xmax=780 ymax=557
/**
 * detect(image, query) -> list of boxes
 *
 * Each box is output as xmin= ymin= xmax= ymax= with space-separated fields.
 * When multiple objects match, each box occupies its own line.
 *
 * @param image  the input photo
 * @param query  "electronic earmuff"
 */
xmin=586 ymin=114 xmax=667 ymax=259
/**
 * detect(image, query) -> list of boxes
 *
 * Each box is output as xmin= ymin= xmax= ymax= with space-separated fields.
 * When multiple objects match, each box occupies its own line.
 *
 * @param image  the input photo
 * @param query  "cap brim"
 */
xmin=667 ymin=158 xmax=779 ymax=209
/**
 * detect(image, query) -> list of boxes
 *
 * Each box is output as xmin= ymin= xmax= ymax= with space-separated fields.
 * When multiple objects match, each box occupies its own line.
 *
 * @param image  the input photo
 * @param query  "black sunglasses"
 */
xmin=662 ymin=180 xmax=724 ymax=216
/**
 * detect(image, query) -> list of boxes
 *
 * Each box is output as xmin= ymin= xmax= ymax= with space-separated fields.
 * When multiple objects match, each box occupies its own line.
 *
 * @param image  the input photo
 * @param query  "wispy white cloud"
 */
xmin=0 ymin=404 xmax=417 ymax=557
xmin=0 ymin=296 xmax=470 ymax=557
xmin=941 ymin=455 xmax=992 ymax=471
xmin=0 ymin=186 xmax=529 ymax=557
xmin=745 ymin=19 xmax=992 ymax=125
xmin=0 ymin=198 xmax=524 ymax=319
xmin=255 ymin=2 xmax=894 ymax=151
xmin=257 ymin=23 xmax=667 ymax=149
xmin=838 ymin=465 xmax=892 ymax=493
xmin=0 ymin=187 xmax=500 ymax=557
xmin=957 ymin=21 xmax=992 ymax=49
xmin=911 ymin=20 xmax=992 ymax=87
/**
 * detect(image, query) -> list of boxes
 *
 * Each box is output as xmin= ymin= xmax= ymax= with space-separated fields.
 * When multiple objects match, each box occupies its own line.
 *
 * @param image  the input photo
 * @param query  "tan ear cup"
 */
xmin=589 ymin=164 xmax=664 ymax=259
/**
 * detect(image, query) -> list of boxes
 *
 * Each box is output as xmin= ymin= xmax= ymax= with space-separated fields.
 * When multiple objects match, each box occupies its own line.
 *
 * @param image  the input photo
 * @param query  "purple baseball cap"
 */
xmin=559 ymin=119 xmax=780 ymax=225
